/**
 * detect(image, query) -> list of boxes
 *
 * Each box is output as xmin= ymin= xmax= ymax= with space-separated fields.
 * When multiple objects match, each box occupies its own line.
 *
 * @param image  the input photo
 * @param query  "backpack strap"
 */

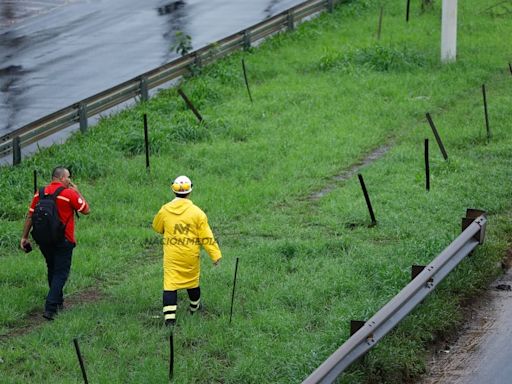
xmin=39 ymin=186 xmax=65 ymax=200
xmin=51 ymin=186 xmax=66 ymax=200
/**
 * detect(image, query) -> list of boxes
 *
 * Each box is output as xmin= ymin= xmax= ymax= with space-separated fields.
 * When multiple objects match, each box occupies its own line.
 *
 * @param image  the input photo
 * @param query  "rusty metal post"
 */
xmin=357 ymin=174 xmax=377 ymax=226
xmin=229 ymin=257 xmax=240 ymax=324
xmin=143 ymin=114 xmax=150 ymax=172
xmin=411 ymin=265 xmax=426 ymax=281
xmin=426 ymin=113 xmax=448 ymax=161
xmin=73 ymin=338 xmax=89 ymax=384
xmin=177 ymin=89 xmax=203 ymax=122
xmin=462 ymin=209 xmax=487 ymax=244
xmin=425 ymin=139 xmax=430 ymax=191
xmin=350 ymin=320 xmax=365 ymax=336
xmin=242 ymin=59 xmax=253 ymax=103
xmin=482 ymin=84 xmax=491 ymax=140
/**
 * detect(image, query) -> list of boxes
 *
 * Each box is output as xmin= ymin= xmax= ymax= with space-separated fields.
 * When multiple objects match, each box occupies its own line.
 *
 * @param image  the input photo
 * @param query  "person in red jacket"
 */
xmin=20 ymin=166 xmax=90 ymax=320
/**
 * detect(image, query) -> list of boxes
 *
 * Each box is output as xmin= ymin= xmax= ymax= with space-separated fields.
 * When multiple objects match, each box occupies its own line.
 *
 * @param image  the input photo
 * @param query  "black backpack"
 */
xmin=31 ymin=186 xmax=66 ymax=246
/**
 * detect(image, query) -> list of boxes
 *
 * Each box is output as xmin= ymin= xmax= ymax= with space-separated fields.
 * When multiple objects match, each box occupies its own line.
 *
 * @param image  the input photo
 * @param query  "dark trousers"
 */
xmin=163 ymin=287 xmax=201 ymax=322
xmin=39 ymin=240 xmax=75 ymax=314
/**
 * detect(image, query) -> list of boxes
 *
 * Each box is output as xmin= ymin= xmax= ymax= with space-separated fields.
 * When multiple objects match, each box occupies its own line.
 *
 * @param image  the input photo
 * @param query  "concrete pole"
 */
xmin=441 ymin=0 xmax=458 ymax=63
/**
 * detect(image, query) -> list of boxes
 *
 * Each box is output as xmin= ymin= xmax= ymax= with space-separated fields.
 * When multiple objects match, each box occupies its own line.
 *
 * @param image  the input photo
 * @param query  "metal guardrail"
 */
xmin=303 ymin=209 xmax=488 ymax=384
xmin=0 ymin=0 xmax=342 ymax=164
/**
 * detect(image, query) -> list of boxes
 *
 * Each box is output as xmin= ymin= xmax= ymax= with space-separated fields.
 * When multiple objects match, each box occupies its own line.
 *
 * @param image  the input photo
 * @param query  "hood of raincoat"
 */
xmin=164 ymin=198 xmax=192 ymax=215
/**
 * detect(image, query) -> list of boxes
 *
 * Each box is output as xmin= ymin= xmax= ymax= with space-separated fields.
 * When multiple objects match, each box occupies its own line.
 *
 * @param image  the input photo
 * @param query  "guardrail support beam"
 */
xmin=411 ymin=265 xmax=426 ymax=281
xmin=12 ymin=137 xmax=21 ymax=165
xmin=1 ymin=0 xmax=336 ymax=159
xmin=302 ymin=214 xmax=488 ymax=384
xmin=462 ymin=209 xmax=486 ymax=244
xmin=350 ymin=320 xmax=365 ymax=336
xmin=287 ymin=10 xmax=295 ymax=31
xmin=243 ymin=30 xmax=252 ymax=50
xmin=140 ymin=77 xmax=149 ymax=102
xmin=327 ymin=0 xmax=334 ymax=13
xmin=79 ymin=103 xmax=88 ymax=133
xmin=194 ymin=53 xmax=202 ymax=68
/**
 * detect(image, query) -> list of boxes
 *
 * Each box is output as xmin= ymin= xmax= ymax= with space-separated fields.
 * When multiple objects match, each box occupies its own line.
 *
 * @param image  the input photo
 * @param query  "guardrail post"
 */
xmin=243 ymin=30 xmax=252 ymax=50
xmin=462 ymin=209 xmax=487 ymax=244
xmin=12 ymin=136 xmax=21 ymax=165
xmin=327 ymin=0 xmax=334 ymax=13
xmin=287 ymin=10 xmax=295 ymax=31
xmin=411 ymin=265 xmax=426 ymax=280
xmin=140 ymin=77 xmax=149 ymax=102
xmin=302 ymin=213 xmax=488 ymax=383
xmin=79 ymin=103 xmax=88 ymax=133
xmin=350 ymin=320 xmax=365 ymax=336
xmin=194 ymin=52 xmax=202 ymax=68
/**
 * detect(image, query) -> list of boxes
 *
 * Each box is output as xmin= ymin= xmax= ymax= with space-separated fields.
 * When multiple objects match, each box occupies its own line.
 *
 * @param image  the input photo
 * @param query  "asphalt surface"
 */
xmin=0 ymin=0 xmax=304 ymax=137
xmin=420 ymin=267 xmax=512 ymax=384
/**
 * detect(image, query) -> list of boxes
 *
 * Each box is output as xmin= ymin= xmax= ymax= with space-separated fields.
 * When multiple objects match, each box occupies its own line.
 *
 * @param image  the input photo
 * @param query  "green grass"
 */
xmin=1 ymin=0 xmax=512 ymax=382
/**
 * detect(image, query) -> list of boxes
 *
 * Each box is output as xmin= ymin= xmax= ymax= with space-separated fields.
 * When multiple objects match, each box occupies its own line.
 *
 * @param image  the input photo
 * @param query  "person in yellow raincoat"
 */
xmin=152 ymin=175 xmax=222 ymax=326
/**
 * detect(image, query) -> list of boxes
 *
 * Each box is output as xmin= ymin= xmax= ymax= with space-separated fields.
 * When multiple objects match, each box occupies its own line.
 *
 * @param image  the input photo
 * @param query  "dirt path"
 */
xmin=419 ymin=264 xmax=512 ymax=384
xmin=309 ymin=142 xmax=393 ymax=200
xmin=0 ymin=287 xmax=104 ymax=340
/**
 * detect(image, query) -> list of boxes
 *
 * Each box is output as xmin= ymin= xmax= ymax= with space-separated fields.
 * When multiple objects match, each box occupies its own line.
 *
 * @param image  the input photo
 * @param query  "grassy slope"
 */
xmin=1 ymin=0 xmax=512 ymax=382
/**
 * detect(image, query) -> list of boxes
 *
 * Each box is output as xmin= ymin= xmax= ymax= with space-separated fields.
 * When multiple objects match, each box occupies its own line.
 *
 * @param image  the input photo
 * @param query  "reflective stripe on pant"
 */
xmin=163 ymin=287 xmax=201 ymax=319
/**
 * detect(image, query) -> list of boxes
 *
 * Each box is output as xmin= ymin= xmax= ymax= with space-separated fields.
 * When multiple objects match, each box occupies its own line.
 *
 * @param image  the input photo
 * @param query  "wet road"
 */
xmin=0 ymin=0 xmax=304 ymax=137
xmin=420 ymin=269 xmax=512 ymax=384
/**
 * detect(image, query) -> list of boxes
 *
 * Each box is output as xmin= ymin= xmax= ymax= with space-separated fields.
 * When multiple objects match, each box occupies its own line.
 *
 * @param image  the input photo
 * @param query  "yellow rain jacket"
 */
xmin=152 ymin=198 xmax=222 ymax=291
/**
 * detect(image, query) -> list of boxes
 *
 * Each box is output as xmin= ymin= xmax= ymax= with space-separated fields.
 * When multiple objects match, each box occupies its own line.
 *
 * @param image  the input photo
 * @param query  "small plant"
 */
xmin=421 ymin=0 xmax=434 ymax=12
xmin=318 ymin=44 xmax=428 ymax=72
xmin=170 ymin=31 xmax=192 ymax=56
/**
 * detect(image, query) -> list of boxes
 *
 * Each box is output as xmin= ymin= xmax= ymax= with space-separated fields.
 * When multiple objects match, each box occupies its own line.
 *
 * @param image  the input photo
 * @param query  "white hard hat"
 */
xmin=171 ymin=175 xmax=193 ymax=194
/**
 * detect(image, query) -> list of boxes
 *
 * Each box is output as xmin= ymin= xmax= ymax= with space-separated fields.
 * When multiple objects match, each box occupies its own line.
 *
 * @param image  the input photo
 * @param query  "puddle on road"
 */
xmin=0 ymin=0 xmax=81 ymax=28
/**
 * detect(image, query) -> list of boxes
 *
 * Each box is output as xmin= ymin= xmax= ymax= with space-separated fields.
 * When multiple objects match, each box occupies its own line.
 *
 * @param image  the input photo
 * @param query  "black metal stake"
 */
xmin=242 ymin=59 xmax=253 ymax=103
xmin=73 ymin=338 xmax=89 ymax=384
xmin=425 ymin=113 xmax=448 ymax=161
xmin=143 ymin=114 xmax=150 ymax=172
xmin=424 ymin=139 xmax=430 ymax=191
xmin=377 ymin=6 xmax=384 ymax=40
xmin=357 ymin=174 xmax=376 ymax=226
xmin=482 ymin=84 xmax=491 ymax=140
xmin=169 ymin=333 xmax=174 ymax=381
xmin=509 ymin=62 xmax=512 ymax=76
xmin=406 ymin=0 xmax=411 ymax=22
xmin=177 ymin=89 xmax=203 ymax=123
xmin=229 ymin=257 xmax=240 ymax=324
xmin=33 ymin=170 xmax=37 ymax=193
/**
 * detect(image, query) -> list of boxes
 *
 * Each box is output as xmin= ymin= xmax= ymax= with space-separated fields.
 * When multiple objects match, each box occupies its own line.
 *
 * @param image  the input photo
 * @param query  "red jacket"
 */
xmin=28 ymin=181 xmax=89 ymax=244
